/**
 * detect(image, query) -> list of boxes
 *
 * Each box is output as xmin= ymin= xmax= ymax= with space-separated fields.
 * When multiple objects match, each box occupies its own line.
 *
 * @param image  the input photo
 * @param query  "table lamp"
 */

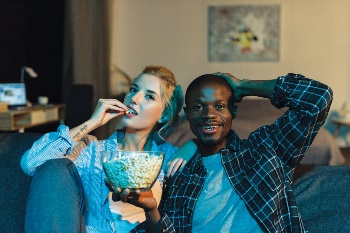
xmin=20 ymin=66 xmax=38 ymax=107
xmin=20 ymin=66 xmax=38 ymax=82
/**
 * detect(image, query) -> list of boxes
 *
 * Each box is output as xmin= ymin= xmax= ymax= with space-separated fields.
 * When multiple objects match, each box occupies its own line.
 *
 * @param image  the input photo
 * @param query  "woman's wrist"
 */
xmin=70 ymin=119 xmax=98 ymax=141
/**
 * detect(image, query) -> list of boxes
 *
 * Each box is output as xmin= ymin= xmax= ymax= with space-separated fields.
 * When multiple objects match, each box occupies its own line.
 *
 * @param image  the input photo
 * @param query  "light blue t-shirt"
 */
xmin=192 ymin=153 xmax=263 ymax=233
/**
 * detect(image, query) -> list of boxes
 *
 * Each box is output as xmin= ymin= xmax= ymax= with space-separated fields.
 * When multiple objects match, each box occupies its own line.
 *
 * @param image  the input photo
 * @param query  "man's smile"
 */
xmin=201 ymin=125 xmax=219 ymax=134
xmin=198 ymin=122 xmax=223 ymax=135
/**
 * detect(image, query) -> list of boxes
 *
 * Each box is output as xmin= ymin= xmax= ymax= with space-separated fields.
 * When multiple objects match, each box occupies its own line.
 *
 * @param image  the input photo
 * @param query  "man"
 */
xmin=115 ymin=73 xmax=333 ymax=232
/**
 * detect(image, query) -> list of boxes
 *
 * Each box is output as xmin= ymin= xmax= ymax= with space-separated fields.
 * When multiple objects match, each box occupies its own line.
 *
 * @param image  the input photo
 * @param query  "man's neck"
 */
xmin=199 ymin=143 xmax=225 ymax=157
xmin=197 ymin=132 xmax=235 ymax=157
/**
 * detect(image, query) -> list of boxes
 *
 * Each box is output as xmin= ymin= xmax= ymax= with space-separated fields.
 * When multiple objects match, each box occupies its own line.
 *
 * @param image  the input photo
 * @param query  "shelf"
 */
xmin=0 ymin=104 xmax=65 ymax=131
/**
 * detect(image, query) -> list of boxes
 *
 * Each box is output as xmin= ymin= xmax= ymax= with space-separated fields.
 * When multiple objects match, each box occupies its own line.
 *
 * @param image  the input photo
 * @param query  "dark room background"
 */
xmin=0 ymin=0 xmax=64 ymax=105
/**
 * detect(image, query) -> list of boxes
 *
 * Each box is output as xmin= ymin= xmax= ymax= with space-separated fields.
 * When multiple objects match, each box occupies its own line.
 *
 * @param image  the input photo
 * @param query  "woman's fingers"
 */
xmin=166 ymin=159 xmax=177 ymax=177
xmin=100 ymin=99 xmax=129 ymax=113
xmin=179 ymin=160 xmax=187 ymax=172
xmin=94 ymin=99 xmax=129 ymax=126
xmin=106 ymin=104 xmax=128 ymax=113
xmin=171 ymin=160 xmax=185 ymax=176
xmin=166 ymin=159 xmax=184 ymax=177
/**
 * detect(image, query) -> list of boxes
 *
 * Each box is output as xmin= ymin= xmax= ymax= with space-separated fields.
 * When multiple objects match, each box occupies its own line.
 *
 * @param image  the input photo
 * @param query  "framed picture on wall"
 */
xmin=208 ymin=5 xmax=280 ymax=62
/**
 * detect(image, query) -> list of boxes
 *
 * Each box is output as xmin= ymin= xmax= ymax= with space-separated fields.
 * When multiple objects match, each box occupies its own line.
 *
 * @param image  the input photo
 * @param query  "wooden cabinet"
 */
xmin=0 ymin=104 xmax=65 ymax=132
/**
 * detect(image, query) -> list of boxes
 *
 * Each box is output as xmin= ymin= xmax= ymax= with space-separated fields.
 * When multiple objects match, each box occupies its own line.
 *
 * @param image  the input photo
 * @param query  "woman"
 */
xmin=21 ymin=65 xmax=191 ymax=233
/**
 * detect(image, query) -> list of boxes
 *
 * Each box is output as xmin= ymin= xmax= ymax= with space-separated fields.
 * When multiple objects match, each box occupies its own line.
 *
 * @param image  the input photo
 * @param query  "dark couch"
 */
xmin=1 ymin=132 xmax=350 ymax=233
xmin=293 ymin=165 xmax=350 ymax=232
xmin=0 ymin=133 xmax=42 ymax=233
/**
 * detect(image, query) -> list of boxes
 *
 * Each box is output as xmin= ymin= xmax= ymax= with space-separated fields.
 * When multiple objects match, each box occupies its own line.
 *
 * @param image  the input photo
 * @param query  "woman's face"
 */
xmin=122 ymin=74 xmax=165 ymax=133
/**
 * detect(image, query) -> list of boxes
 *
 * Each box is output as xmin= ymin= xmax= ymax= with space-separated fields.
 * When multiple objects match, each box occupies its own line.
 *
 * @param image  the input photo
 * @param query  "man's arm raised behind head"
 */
xmin=213 ymin=72 xmax=277 ymax=102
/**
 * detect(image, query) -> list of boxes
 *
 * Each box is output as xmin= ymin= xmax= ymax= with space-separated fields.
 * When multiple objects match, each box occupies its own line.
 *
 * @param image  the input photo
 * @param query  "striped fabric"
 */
xmin=132 ymin=74 xmax=333 ymax=233
xmin=21 ymin=128 xmax=178 ymax=232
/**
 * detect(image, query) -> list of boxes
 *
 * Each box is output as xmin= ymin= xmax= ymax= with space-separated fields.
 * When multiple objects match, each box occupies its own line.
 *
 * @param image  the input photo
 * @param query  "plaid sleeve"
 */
xmin=130 ymin=213 xmax=176 ymax=233
xmin=270 ymin=73 xmax=333 ymax=166
xmin=272 ymin=73 xmax=333 ymax=121
xmin=160 ymin=213 xmax=176 ymax=233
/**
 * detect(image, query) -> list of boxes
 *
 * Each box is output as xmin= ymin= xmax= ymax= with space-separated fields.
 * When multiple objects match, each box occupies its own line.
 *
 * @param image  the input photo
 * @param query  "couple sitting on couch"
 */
xmin=21 ymin=65 xmax=333 ymax=232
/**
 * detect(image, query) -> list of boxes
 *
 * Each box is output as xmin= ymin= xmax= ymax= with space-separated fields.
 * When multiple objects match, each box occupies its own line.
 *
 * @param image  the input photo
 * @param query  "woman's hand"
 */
xmin=90 ymin=99 xmax=129 ymax=127
xmin=69 ymin=99 xmax=129 ymax=141
xmin=165 ymin=140 xmax=197 ymax=177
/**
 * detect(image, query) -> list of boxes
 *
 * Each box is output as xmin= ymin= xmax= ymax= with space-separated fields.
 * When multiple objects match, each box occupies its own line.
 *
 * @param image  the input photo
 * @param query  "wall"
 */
xmin=111 ymin=0 xmax=350 ymax=145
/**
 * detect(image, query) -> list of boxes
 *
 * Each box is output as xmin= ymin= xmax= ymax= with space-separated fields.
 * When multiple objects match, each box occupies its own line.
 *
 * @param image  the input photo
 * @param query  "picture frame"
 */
xmin=208 ymin=5 xmax=280 ymax=62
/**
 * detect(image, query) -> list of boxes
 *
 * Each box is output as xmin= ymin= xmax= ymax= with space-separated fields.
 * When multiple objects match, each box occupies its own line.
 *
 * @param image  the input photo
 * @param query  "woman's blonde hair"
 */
xmin=139 ymin=65 xmax=183 ymax=142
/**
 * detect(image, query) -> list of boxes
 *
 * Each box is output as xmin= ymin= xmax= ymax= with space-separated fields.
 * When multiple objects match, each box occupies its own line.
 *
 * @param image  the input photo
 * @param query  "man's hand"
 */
xmin=214 ymin=73 xmax=277 ymax=100
xmin=104 ymin=178 xmax=158 ymax=211
xmin=114 ymin=188 xmax=158 ymax=211
xmin=105 ymin=178 xmax=162 ymax=232
xmin=213 ymin=72 xmax=244 ymax=102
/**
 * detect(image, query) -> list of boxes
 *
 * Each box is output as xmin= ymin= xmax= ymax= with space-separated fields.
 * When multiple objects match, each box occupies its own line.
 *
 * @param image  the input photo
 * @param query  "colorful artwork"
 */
xmin=208 ymin=5 xmax=280 ymax=62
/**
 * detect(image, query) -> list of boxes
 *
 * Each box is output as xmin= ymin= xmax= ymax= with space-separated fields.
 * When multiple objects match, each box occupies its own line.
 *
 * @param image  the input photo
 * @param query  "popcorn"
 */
xmin=103 ymin=152 xmax=163 ymax=189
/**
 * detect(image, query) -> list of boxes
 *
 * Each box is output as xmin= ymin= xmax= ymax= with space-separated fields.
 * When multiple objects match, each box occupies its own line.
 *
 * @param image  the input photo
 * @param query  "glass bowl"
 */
xmin=102 ymin=151 xmax=164 ymax=191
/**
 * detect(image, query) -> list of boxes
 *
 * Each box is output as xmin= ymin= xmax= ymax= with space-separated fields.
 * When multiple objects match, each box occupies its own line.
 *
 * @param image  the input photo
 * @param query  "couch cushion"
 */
xmin=0 ymin=133 xmax=43 ymax=233
xmin=293 ymin=165 xmax=350 ymax=232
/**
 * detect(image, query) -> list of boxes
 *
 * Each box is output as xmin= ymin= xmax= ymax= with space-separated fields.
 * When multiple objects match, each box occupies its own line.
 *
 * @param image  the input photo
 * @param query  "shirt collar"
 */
xmin=226 ymin=130 xmax=242 ymax=152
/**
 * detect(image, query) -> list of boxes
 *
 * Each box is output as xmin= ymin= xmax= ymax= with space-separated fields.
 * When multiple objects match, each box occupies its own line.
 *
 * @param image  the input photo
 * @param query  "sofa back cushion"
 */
xmin=166 ymin=98 xmax=344 ymax=165
xmin=166 ymin=98 xmax=286 ymax=147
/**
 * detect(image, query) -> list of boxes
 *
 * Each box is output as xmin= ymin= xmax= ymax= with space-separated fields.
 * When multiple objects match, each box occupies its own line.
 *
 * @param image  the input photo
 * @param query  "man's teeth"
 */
xmin=203 ymin=126 xmax=218 ymax=130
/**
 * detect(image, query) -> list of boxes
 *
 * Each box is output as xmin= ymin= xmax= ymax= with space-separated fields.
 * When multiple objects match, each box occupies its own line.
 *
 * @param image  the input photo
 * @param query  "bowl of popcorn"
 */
xmin=102 ymin=151 xmax=164 ymax=191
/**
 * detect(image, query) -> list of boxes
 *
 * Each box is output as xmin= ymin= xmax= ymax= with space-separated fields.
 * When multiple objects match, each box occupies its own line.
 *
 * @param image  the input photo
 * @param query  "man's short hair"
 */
xmin=185 ymin=74 xmax=232 ymax=106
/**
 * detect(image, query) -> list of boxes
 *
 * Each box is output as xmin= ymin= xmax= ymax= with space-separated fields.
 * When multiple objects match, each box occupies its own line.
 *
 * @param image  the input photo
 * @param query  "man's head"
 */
xmin=184 ymin=74 xmax=237 ymax=155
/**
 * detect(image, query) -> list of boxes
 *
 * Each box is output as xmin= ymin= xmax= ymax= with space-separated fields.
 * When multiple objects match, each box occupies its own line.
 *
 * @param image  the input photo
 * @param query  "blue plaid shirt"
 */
xmin=132 ymin=74 xmax=333 ymax=233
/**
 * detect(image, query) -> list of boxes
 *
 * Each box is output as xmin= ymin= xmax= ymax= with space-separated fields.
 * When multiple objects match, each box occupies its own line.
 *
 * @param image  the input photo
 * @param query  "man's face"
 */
xmin=185 ymin=83 xmax=234 ymax=154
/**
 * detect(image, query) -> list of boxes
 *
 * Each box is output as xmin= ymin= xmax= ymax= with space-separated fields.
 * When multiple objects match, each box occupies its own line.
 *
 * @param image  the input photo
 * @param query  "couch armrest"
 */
xmin=292 ymin=165 xmax=350 ymax=232
xmin=0 ymin=133 xmax=43 ymax=233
